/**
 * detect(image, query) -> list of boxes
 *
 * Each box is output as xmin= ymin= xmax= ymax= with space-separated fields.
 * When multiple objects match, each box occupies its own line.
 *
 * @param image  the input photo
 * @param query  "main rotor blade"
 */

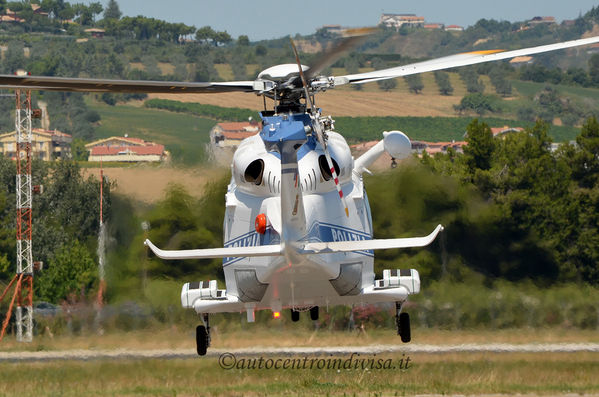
xmin=339 ymin=35 xmax=599 ymax=85
xmin=0 ymin=75 xmax=258 ymax=93
xmin=290 ymin=38 xmax=350 ymax=217
xmin=305 ymin=27 xmax=377 ymax=80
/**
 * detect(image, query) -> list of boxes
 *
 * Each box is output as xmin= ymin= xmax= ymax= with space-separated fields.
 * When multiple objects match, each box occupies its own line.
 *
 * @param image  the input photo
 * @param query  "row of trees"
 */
xmin=0 ymin=159 xmax=110 ymax=303
xmin=413 ymin=118 xmax=599 ymax=283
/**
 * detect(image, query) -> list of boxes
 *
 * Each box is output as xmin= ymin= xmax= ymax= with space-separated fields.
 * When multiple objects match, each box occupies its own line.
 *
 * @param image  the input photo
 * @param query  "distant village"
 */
xmin=317 ymin=13 xmax=568 ymax=36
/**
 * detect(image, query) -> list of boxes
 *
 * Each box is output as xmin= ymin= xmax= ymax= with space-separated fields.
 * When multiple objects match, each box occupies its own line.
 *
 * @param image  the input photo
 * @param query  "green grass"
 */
xmin=335 ymin=115 xmax=580 ymax=142
xmin=88 ymin=100 xmax=217 ymax=165
xmin=0 ymin=353 xmax=597 ymax=396
xmin=512 ymin=79 xmax=599 ymax=102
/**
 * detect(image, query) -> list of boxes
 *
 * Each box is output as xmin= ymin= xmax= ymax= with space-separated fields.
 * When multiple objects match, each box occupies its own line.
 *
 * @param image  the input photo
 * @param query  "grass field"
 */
xmin=88 ymin=100 xmax=217 ymax=165
xmin=1 ymin=328 xmax=598 ymax=395
xmin=0 ymin=352 xmax=597 ymax=396
xmin=2 ymin=327 xmax=598 ymax=352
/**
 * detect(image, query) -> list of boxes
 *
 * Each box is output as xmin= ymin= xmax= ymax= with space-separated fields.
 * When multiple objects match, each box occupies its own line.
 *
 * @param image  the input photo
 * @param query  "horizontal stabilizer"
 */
xmin=301 ymin=224 xmax=444 ymax=254
xmin=144 ymin=239 xmax=283 ymax=260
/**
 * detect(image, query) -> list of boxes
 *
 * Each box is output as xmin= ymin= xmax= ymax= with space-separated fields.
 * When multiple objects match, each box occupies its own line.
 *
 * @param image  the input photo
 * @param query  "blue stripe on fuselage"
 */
xmin=223 ymin=222 xmax=373 ymax=266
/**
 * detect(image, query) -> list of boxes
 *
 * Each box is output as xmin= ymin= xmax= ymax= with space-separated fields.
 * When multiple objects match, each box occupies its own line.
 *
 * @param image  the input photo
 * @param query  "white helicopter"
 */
xmin=1 ymin=30 xmax=599 ymax=355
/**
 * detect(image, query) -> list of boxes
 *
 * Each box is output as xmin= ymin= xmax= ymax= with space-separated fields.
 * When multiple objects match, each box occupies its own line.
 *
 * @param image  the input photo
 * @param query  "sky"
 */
xmin=87 ymin=0 xmax=599 ymax=40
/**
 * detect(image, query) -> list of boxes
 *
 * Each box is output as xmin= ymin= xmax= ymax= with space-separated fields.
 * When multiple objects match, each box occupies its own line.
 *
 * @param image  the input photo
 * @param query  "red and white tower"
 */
xmin=14 ymin=89 xmax=34 ymax=342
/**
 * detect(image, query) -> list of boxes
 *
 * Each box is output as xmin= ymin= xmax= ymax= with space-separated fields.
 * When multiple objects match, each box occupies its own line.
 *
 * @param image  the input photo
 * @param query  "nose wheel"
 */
xmin=396 ymin=302 xmax=411 ymax=343
xmin=196 ymin=314 xmax=211 ymax=356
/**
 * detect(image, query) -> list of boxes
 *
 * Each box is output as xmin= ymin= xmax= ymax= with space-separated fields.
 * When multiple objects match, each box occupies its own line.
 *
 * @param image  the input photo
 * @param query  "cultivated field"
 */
xmin=148 ymin=85 xmax=463 ymax=118
xmin=82 ymin=166 xmax=226 ymax=204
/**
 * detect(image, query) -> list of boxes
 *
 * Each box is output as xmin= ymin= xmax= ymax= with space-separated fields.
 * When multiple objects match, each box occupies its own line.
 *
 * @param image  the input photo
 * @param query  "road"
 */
xmin=1 ymin=343 xmax=599 ymax=362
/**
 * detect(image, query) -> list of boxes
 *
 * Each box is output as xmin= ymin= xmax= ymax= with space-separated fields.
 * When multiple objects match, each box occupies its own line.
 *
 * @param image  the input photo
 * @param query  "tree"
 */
xmin=237 ymin=35 xmax=249 ymax=46
xmin=434 ymin=71 xmax=453 ymax=95
xmin=378 ymin=78 xmax=397 ymax=91
xmin=489 ymin=68 xmax=512 ymax=97
xmin=571 ymin=117 xmax=599 ymax=187
xmin=196 ymin=25 xmax=216 ymax=44
xmin=88 ymin=2 xmax=103 ymax=22
xmin=454 ymin=93 xmax=495 ymax=116
xmin=70 ymin=138 xmax=88 ymax=161
xmin=589 ymin=54 xmax=599 ymax=87
xmin=463 ymin=119 xmax=495 ymax=172
xmin=37 ymin=240 xmax=97 ymax=302
xmin=214 ymin=31 xmax=232 ymax=46
xmin=460 ymin=68 xmax=484 ymax=93
xmin=103 ymin=0 xmax=121 ymax=20
xmin=404 ymin=74 xmax=423 ymax=94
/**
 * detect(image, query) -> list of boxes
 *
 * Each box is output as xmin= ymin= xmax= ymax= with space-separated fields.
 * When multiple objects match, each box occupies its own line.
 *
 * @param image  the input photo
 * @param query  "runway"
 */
xmin=1 ymin=343 xmax=599 ymax=362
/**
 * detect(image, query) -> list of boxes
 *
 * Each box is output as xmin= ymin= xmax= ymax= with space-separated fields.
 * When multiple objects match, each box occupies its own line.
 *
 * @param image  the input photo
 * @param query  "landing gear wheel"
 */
xmin=310 ymin=306 xmax=319 ymax=321
xmin=399 ymin=312 xmax=411 ymax=343
xmin=196 ymin=325 xmax=208 ymax=356
xmin=291 ymin=309 xmax=300 ymax=322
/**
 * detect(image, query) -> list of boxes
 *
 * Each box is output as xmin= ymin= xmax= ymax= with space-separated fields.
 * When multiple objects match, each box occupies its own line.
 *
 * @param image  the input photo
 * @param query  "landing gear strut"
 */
xmin=310 ymin=306 xmax=319 ymax=321
xmin=395 ymin=302 xmax=411 ymax=343
xmin=196 ymin=313 xmax=211 ymax=356
xmin=291 ymin=309 xmax=300 ymax=322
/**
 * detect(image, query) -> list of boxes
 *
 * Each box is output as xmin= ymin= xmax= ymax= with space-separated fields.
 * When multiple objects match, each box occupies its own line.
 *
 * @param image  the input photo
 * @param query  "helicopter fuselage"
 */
xmin=223 ymin=112 xmax=375 ymax=311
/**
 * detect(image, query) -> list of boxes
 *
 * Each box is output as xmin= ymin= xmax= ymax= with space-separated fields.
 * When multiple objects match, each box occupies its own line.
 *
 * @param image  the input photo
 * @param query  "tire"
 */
xmin=310 ymin=306 xmax=319 ymax=321
xmin=196 ymin=325 xmax=208 ymax=356
xmin=291 ymin=309 xmax=300 ymax=322
xmin=399 ymin=312 xmax=411 ymax=343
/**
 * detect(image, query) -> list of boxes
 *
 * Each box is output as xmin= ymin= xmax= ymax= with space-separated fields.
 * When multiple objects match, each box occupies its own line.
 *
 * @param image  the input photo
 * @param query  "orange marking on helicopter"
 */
xmin=464 ymin=49 xmax=504 ymax=55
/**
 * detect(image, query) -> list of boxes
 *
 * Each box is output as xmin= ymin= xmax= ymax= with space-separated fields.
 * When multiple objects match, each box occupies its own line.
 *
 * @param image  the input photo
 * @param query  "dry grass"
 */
xmin=148 ymin=88 xmax=462 ymax=118
xmin=1 ymin=327 xmax=597 ymax=395
xmin=2 ymin=326 xmax=598 ymax=352
xmin=145 ymin=68 xmax=476 ymax=118
xmin=81 ymin=165 xmax=226 ymax=204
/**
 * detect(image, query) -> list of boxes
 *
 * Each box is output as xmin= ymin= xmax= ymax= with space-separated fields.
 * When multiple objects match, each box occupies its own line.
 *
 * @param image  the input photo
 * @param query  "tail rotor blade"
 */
xmin=290 ymin=38 xmax=350 ymax=217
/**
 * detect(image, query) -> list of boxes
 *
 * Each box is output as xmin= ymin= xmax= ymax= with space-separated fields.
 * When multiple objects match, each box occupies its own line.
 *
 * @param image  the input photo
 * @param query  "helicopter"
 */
xmin=1 ymin=29 xmax=599 ymax=356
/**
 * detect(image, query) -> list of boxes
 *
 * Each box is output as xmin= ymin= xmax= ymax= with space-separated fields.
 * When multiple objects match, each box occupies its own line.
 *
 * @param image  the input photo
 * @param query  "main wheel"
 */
xmin=310 ymin=306 xmax=319 ymax=321
xmin=291 ymin=309 xmax=300 ymax=322
xmin=399 ymin=312 xmax=411 ymax=343
xmin=196 ymin=325 xmax=208 ymax=356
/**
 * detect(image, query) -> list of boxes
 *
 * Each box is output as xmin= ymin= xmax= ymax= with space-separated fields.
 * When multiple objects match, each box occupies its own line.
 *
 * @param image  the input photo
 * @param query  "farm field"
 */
xmin=147 ymin=70 xmax=469 ymax=118
xmin=81 ymin=165 xmax=226 ymax=204
xmin=148 ymin=86 xmax=463 ymax=118
xmin=89 ymin=100 xmax=217 ymax=165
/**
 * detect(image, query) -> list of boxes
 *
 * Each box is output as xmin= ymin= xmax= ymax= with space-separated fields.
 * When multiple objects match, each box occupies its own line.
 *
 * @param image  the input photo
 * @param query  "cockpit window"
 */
xmin=244 ymin=159 xmax=264 ymax=185
xmin=318 ymin=155 xmax=340 ymax=181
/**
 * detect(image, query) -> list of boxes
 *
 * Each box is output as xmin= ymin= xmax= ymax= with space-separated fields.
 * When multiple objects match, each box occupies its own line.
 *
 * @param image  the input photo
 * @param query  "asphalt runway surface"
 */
xmin=1 ymin=343 xmax=599 ymax=362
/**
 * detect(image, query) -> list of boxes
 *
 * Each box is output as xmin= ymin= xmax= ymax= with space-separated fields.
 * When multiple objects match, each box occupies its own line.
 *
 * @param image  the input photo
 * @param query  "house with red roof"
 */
xmin=210 ymin=120 xmax=261 ymax=148
xmin=85 ymin=136 xmax=168 ymax=162
xmin=445 ymin=25 xmax=464 ymax=31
